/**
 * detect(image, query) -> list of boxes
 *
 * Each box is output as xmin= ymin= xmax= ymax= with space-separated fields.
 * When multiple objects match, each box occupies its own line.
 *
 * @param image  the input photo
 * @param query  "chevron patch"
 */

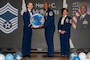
xmin=0 ymin=2 xmax=18 ymax=34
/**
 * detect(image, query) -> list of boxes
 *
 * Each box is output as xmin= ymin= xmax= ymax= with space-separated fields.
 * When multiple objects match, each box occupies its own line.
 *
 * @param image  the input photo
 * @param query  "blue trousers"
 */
xmin=22 ymin=27 xmax=32 ymax=55
xmin=60 ymin=33 xmax=70 ymax=56
xmin=45 ymin=28 xmax=55 ymax=56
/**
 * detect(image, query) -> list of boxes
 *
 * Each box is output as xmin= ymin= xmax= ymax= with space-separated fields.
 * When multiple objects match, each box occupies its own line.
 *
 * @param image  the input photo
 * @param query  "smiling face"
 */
xmin=44 ymin=2 xmax=49 ymax=10
xmin=63 ymin=9 xmax=68 ymax=16
xmin=80 ymin=5 xmax=87 ymax=14
xmin=27 ymin=2 xmax=33 ymax=10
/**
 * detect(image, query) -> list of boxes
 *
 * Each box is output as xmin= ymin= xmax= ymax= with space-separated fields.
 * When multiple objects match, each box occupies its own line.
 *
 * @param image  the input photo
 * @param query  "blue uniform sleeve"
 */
xmin=44 ymin=11 xmax=54 ymax=28
xmin=23 ymin=12 xmax=27 ymax=25
xmin=58 ymin=18 xmax=61 ymax=30
xmin=68 ymin=17 xmax=72 ymax=24
xmin=23 ymin=12 xmax=31 ymax=27
xmin=66 ymin=17 xmax=72 ymax=30
xmin=23 ymin=12 xmax=26 ymax=19
xmin=68 ymin=17 xmax=72 ymax=25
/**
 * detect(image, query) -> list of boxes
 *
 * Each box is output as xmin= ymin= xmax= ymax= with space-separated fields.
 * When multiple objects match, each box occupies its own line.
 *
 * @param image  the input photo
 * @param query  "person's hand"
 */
xmin=31 ymin=26 xmax=39 ymax=29
xmin=60 ymin=30 xmax=66 ymax=34
xmin=31 ymin=24 xmax=44 ymax=29
xmin=39 ymin=24 xmax=44 ymax=28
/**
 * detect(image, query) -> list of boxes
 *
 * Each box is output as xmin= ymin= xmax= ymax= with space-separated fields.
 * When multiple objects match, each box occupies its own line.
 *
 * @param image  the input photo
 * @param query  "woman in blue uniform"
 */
xmin=58 ymin=8 xmax=72 ymax=57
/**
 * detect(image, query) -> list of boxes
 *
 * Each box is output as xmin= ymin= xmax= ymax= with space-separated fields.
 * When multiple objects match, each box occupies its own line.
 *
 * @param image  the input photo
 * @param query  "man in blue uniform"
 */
xmin=41 ymin=2 xmax=55 ymax=57
xmin=22 ymin=2 xmax=33 ymax=57
xmin=58 ymin=8 xmax=72 ymax=57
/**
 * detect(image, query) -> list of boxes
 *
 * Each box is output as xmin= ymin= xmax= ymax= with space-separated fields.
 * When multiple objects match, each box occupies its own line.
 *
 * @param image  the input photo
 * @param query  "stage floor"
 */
xmin=22 ymin=53 xmax=70 ymax=60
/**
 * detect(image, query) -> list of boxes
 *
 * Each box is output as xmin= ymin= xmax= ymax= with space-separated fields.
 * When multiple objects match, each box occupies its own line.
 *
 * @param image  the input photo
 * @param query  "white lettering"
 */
xmin=35 ymin=3 xmax=43 ymax=8
xmin=53 ymin=10 xmax=59 ymax=15
xmin=50 ymin=3 xmax=56 ymax=8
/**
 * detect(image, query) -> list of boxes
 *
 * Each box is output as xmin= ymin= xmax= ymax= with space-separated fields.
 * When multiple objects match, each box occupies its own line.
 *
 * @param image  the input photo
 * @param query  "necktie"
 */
xmin=29 ymin=11 xmax=32 ymax=16
xmin=61 ymin=16 xmax=65 ymax=25
xmin=80 ymin=16 xmax=83 ymax=21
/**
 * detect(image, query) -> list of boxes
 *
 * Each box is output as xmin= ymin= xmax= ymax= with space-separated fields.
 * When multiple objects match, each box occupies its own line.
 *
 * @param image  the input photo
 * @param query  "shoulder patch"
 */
xmin=49 ymin=11 xmax=53 ymax=16
xmin=70 ymin=19 xmax=72 ymax=24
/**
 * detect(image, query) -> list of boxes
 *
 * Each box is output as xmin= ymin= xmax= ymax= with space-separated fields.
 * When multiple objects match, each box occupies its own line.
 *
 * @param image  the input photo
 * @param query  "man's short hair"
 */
xmin=44 ymin=1 xmax=49 ymax=6
xmin=26 ymin=2 xmax=33 ymax=6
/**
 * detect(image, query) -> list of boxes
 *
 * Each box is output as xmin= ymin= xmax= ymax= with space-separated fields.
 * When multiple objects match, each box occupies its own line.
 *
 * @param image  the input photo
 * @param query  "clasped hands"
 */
xmin=59 ymin=30 xmax=66 ymax=34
